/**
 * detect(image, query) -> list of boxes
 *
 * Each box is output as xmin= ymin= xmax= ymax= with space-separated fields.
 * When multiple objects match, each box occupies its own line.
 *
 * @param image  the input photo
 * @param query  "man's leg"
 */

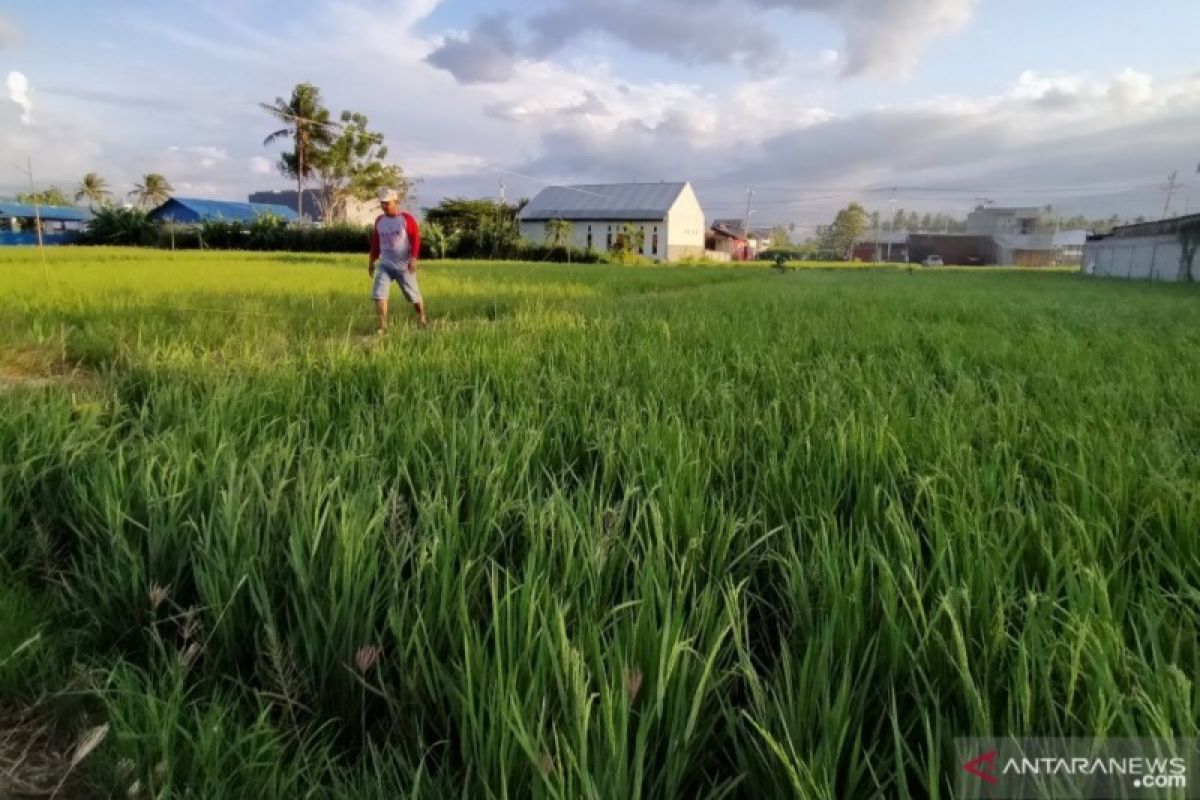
xmin=375 ymin=298 xmax=389 ymax=332
xmin=400 ymin=269 xmax=427 ymax=326
xmin=371 ymin=267 xmax=390 ymax=333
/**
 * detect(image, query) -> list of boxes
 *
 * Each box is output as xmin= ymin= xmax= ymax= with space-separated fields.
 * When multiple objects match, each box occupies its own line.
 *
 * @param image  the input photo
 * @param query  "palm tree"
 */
xmin=75 ymin=172 xmax=111 ymax=208
xmin=128 ymin=173 xmax=173 ymax=209
xmin=261 ymin=83 xmax=333 ymax=221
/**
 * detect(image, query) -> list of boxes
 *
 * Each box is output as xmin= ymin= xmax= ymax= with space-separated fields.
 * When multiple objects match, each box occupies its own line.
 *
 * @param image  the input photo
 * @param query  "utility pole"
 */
xmin=874 ymin=209 xmax=880 ymax=263
xmin=741 ymin=188 xmax=753 ymax=261
xmin=888 ymin=188 xmax=897 ymax=262
xmin=17 ymin=157 xmax=47 ymax=278
xmin=499 ymin=179 xmax=506 ymax=206
xmin=1162 ymin=171 xmax=1178 ymax=219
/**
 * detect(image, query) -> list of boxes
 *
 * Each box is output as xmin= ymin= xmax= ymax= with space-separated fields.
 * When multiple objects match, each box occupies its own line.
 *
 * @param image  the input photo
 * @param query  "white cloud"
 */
xmin=7 ymin=70 xmax=32 ymax=124
xmin=185 ymin=145 xmax=228 ymax=168
xmin=249 ymin=156 xmax=272 ymax=174
xmin=750 ymin=0 xmax=976 ymax=76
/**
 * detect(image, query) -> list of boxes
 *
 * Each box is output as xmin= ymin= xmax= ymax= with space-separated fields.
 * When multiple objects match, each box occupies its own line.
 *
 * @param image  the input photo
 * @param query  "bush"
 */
xmin=145 ymin=221 xmax=372 ymax=253
xmin=78 ymin=207 xmax=158 ymax=247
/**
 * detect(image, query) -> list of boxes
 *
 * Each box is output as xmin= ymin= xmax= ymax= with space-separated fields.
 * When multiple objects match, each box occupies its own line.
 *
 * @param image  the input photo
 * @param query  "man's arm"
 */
xmin=368 ymin=219 xmax=381 ymax=274
xmin=404 ymin=213 xmax=421 ymax=271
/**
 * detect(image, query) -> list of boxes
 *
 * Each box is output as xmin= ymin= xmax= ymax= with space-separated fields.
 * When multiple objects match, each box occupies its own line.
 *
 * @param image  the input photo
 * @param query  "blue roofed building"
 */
xmin=0 ymin=201 xmax=92 ymax=246
xmin=147 ymin=197 xmax=298 ymax=224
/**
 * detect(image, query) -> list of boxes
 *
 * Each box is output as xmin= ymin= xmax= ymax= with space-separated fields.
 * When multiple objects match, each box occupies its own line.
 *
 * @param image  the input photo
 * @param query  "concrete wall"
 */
xmin=1083 ymin=234 xmax=1195 ymax=282
xmin=667 ymin=244 xmax=706 ymax=261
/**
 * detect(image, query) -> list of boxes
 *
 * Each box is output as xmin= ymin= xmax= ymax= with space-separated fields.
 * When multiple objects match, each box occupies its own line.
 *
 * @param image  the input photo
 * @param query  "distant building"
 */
xmin=1083 ymin=213 xmax=1200 ymax=282
xmin=0 ymin=201 xmax=90 ymax=246
xmin=852 ymin=231 xmax=909 ymax=263
xmin=966 ymin=205 xmax=1059 ymax=265
xmin=247 ymin=190 xmax=378 ymax=226
xmin=710 ymin=219 xmax=769 ymax=260
xmin=248 ymin=190 xmax=321 ymax=221
xmin=966 ymin=206 xmax=1043 ymax=236
xmin=1052 ymin=230 xmax=1089 ymax=265
xmin=907 ymin=234 xmax=999 ymax=266
xmin=148 ymin=197 xmax=298 ymax=224
xmin=708 ymin=219 xmax=758 ymax=260
xmin=518 ymin=182 xmax=705 ymax=262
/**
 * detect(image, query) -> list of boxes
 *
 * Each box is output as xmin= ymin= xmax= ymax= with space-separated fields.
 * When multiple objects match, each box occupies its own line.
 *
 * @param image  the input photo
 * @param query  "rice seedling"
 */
xmin=0 ymin=247 xmax=1197 ymax=797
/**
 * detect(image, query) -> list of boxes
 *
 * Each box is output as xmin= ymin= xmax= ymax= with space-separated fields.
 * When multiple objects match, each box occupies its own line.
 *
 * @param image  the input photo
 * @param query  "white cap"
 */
xmin=377 ymin=188 xmax=400 ymax=203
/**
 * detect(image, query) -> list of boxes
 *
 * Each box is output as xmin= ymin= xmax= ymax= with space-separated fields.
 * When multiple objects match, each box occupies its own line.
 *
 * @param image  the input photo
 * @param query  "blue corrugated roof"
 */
xmin=0 ymin=201 xmax=91 ymax=222
xmin=149 ymin=197 xmax=298 ymax=223
xmin=519 ymin=182 xmax=688 ymax=221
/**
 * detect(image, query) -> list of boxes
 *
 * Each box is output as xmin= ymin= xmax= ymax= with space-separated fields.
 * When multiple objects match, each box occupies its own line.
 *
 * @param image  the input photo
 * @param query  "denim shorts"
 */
xmin=372 ymin=262 xmax=422 ymax=303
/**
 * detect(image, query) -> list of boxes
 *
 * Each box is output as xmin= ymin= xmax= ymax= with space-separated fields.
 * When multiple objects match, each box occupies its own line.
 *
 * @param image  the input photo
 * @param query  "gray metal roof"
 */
xmin=519 ymin=182 xmax=688 ymax=221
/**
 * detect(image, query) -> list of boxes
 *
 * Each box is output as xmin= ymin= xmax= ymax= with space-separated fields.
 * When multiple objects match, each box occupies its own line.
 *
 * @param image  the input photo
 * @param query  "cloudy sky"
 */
xmin=2 ymin=0 xmax=1198 ymax=227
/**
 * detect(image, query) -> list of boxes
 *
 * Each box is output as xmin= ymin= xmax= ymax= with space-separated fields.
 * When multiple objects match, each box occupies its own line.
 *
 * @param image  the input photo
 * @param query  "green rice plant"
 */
xmin=0 ymin=247 xmax=1197 ymax=797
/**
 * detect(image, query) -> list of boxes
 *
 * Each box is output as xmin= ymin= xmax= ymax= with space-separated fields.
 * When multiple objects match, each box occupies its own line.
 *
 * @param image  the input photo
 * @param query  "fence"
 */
xmin=0 ymin=231 xmax=80 ymax=247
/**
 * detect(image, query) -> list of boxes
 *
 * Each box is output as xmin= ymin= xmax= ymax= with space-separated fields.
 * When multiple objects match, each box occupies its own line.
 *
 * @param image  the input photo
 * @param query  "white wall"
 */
xmin=1083 ymin=235 xmax=1195 ymax=282
xmin=666 ymin=183 xmax=705 ymax=254
xmin=519 ymin=219 xmax=670 ymax=260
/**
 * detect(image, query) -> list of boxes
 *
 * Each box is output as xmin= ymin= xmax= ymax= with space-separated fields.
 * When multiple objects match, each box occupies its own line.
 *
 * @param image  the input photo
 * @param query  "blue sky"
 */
xmin=2 ymin=0 xmax=1198 ymax=226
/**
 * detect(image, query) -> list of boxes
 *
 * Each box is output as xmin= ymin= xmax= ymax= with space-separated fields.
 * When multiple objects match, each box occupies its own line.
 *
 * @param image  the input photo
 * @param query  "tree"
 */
xmin=75 ymin=173 xmax=111 ymax=207
xmin=424 ymin=198 xmax=520 ymax=235
xmin=128 ymin=174 xmax=173 ymax=209
xmin=822 ymin=203 xmax=868 ymax=260
xmin=421 ymin=197 xmax=526 ymax=258
xmin=893 ymin=208 xmax=907 ymax=230
xmin=311 ymin=110 xmax=409 ymax=224
xmin=617 ymin=223 xmax=646 ymax=256
xmin=906 ymin=211 xmax=921 ymax=232
xmin=544 ymin=218 xmax=573 ymax=248
xmin=768 ymin=225 xmax=792 ymax=249
xmin=16 ymin=186 xmax=72 ymax=207
xmin=423 ymin=221 xmax=450 ymax=259
xmin=920 ymin=213 xmax=932 ymax=232
xmin=261 ymin=83 xmax=334 ymax=221
xmin=79 ymin=206 xmax=156 ymax=246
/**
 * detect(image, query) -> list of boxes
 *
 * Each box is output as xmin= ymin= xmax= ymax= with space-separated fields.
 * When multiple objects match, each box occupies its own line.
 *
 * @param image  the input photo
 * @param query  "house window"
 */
xmin=606 ymin=225 xmax=612 ymax=250
xmin=652 ymin=226 xmax=659 ymax=256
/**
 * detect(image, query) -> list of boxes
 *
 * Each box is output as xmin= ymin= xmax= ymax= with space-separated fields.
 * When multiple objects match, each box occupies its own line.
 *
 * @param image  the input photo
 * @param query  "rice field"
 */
xmin=1 ymin=247 xmax=1198 ymax=798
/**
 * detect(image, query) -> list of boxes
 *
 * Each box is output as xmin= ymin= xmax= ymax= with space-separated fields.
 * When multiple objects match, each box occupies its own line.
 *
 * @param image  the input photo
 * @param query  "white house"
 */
xmin=518 ymin=182 xmax=705 ymax=262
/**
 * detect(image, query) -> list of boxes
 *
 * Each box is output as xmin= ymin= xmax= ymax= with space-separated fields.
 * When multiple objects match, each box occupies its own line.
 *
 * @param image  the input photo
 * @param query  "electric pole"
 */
xmin=1162 ymin=171 xmax=1178 ymax=219
xmin=742 ymin=189 xmax=753 ymax=261
xmin=17 ymin=157 xmax=47 ymax=277
xmin=888 ymin=188 xmax=897 ymax=262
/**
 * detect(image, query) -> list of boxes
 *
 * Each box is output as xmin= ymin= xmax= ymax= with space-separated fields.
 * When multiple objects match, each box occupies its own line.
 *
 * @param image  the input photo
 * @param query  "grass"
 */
xmin=1 ymin=246 xmax=1198 ymax=798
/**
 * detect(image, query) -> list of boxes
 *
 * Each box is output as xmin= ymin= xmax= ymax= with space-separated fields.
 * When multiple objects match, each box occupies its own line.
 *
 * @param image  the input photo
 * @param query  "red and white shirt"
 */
xmin=369 ymin=211 xmax=421 ymax=269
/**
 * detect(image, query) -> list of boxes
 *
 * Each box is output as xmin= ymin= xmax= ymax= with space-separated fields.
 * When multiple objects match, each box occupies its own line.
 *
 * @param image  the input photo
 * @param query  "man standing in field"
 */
xmin=368 ymin=188 xmax=426 ymax=331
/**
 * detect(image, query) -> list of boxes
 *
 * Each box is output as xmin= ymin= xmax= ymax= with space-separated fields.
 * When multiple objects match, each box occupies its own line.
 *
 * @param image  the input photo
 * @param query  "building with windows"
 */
xmin=0 ymin=201 xmax=91 ymax=246
xmin=517 ymin=182 xmax=705 ymax=262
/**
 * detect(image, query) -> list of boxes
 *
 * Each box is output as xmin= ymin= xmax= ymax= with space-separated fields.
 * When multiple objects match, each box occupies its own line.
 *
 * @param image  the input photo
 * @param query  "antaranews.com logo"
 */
xmin=956 ymin=739 xmax=1199 ymax=799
